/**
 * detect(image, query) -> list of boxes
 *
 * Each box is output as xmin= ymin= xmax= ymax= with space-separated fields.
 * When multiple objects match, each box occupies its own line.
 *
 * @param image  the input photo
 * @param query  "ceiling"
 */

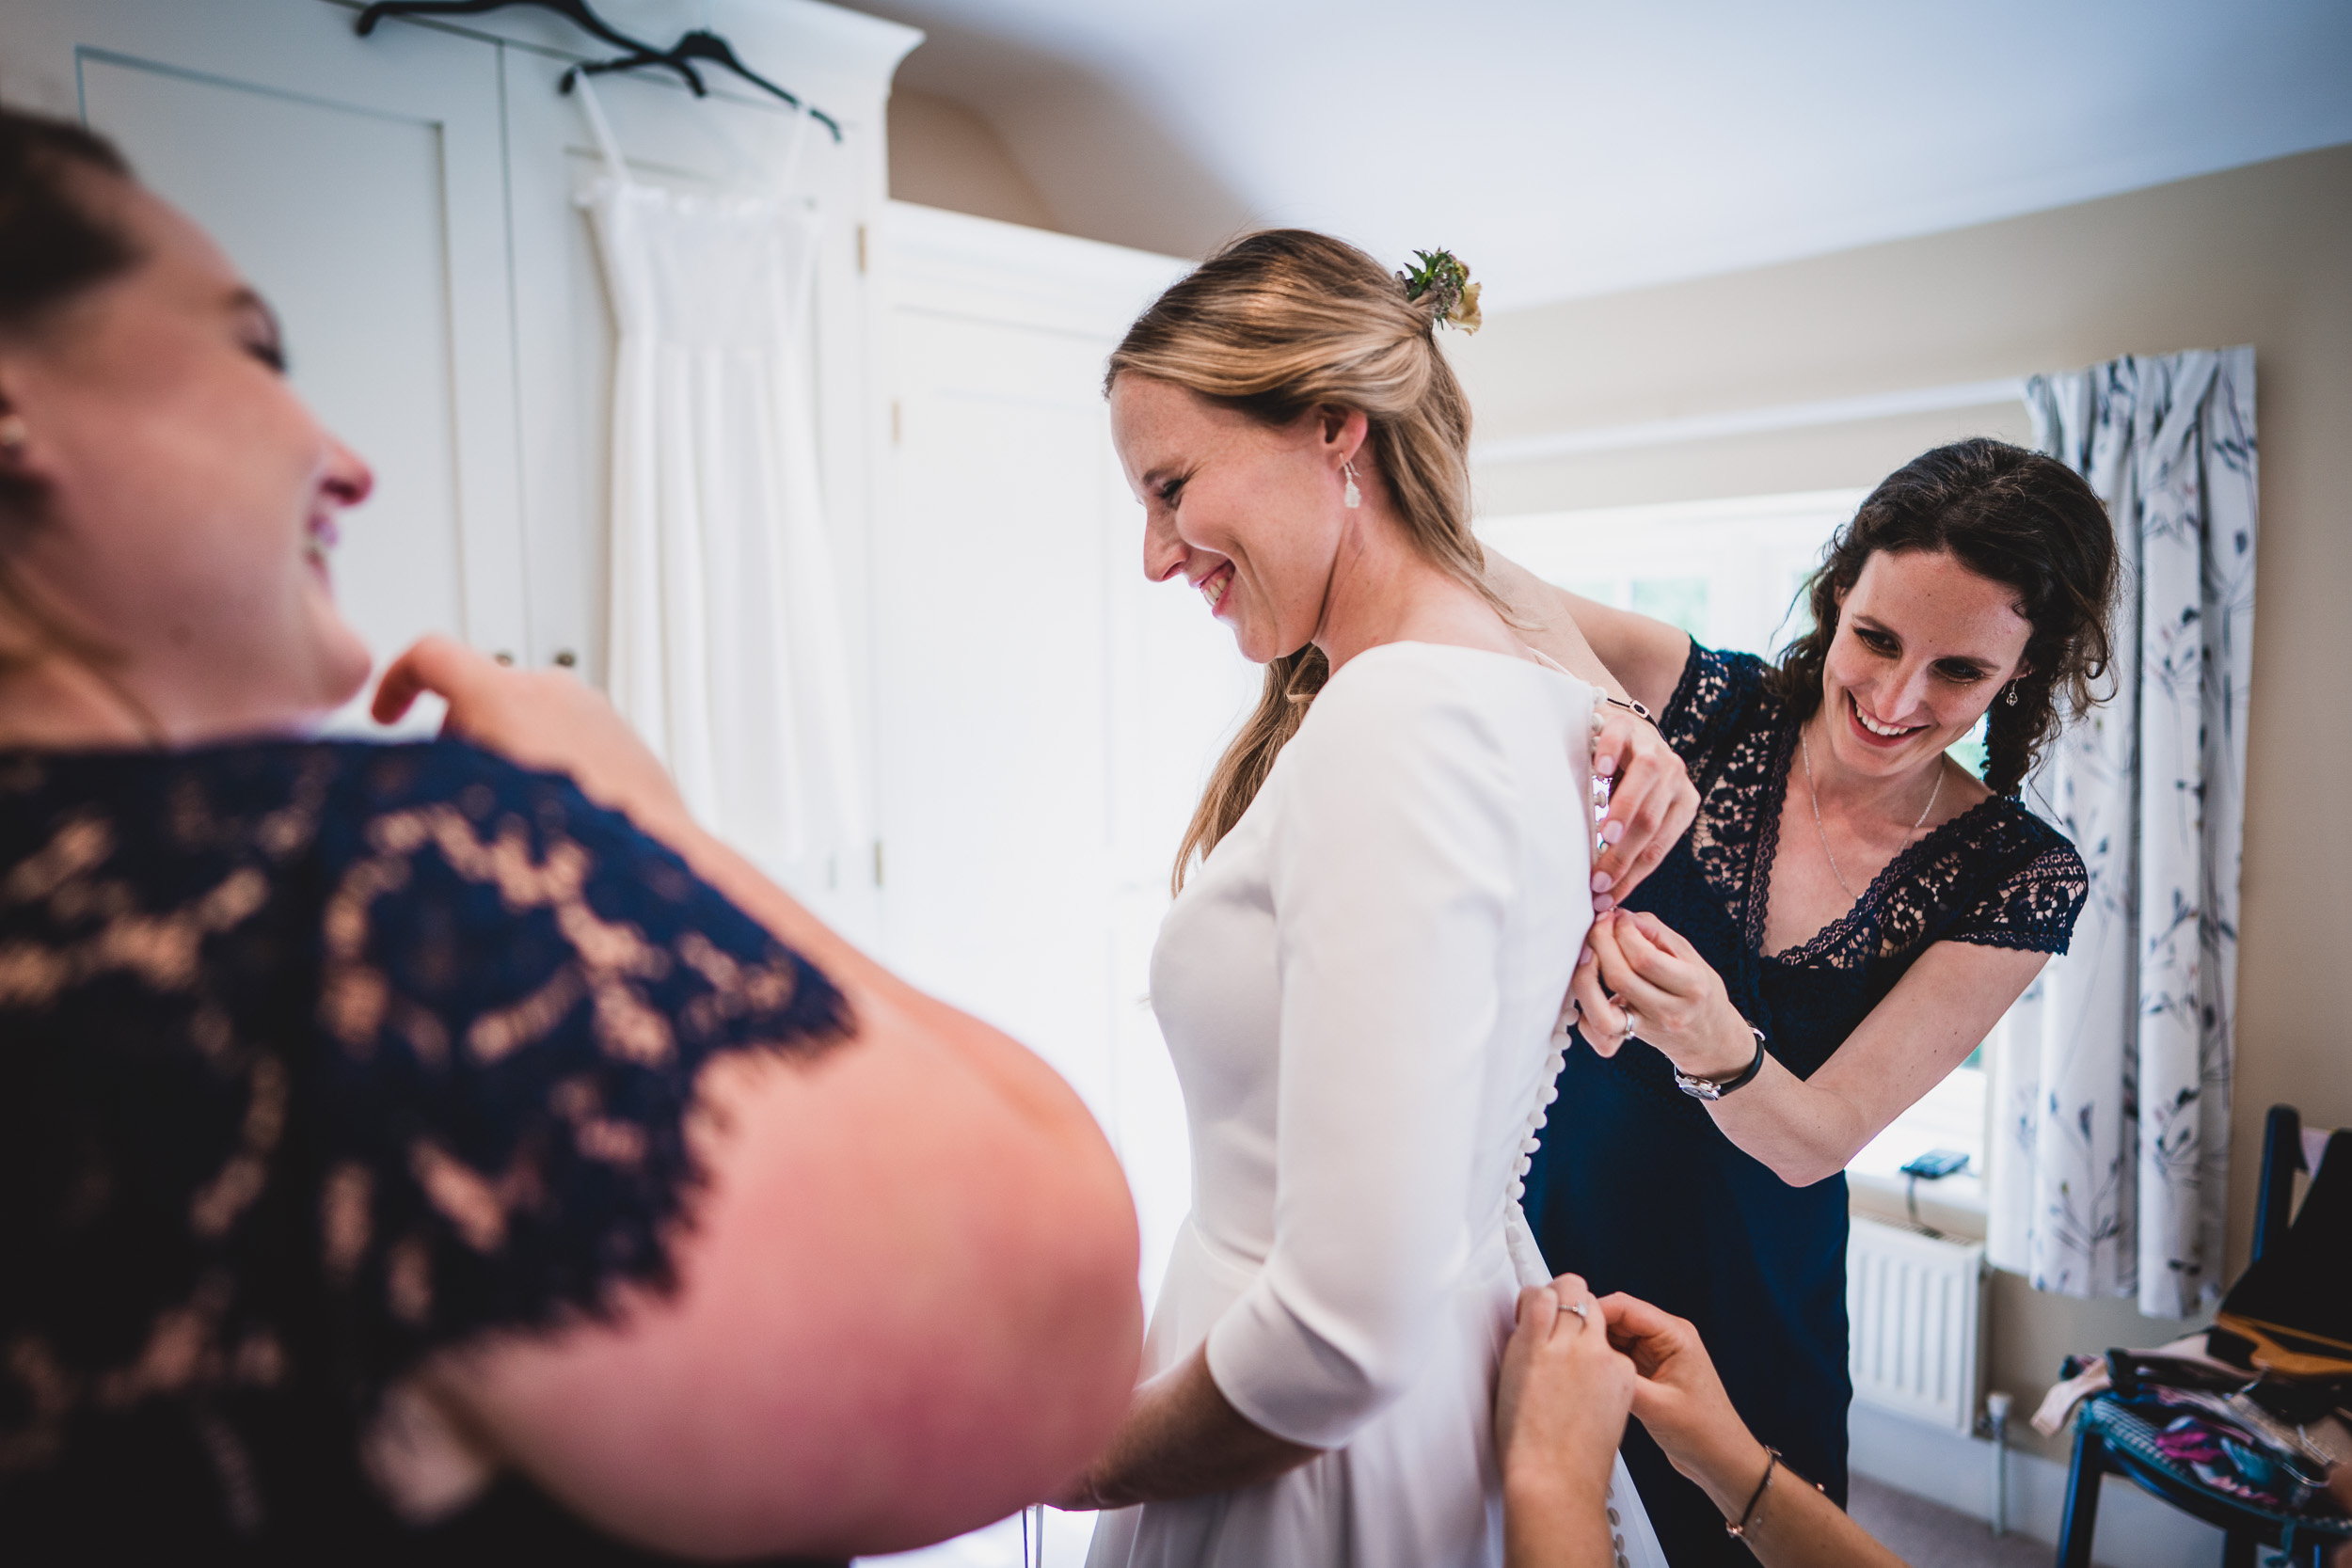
xmin=834 ymin=0 xmax=2352 ymax=310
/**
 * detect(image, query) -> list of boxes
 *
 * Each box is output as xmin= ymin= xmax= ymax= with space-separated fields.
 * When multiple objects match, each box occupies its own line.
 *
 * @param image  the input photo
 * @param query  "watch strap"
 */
xmin=1673 ymin=1024 xmax=1768 ymax=1101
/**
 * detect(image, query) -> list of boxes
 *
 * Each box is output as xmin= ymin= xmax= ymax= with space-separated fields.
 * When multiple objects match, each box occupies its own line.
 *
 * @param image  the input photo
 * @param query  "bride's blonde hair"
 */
xmin=1105 ymin=230 xmax=1495 ymax=892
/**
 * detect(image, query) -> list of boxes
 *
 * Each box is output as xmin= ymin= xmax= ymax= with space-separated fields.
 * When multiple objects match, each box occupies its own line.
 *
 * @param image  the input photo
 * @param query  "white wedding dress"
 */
xmin=1087 ymin=642 xmax=1666 ymax=1568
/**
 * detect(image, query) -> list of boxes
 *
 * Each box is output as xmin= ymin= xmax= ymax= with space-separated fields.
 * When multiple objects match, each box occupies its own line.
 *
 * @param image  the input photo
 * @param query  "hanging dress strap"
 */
xmin=572 ymin=71 xmax=634 ymax=186
xmin=773 ymin=98 xmax=816 ymax=201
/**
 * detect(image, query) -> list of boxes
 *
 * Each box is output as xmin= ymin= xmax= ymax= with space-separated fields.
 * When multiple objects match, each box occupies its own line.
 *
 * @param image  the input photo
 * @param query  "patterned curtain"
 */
xmin=1987 ymin=347 xmax=2257 ymax=1319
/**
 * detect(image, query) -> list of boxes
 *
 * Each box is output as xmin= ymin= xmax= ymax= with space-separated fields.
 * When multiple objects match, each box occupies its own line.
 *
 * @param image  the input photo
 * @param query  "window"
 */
xmin=1478 ymin=487 xmax=1866 ymax=657
xmin=1478 ymin=489 xmax=1995 ymax=1210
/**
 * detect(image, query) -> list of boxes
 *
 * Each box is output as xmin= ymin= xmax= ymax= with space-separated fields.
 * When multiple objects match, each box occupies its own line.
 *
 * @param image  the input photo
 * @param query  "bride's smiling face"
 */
xmin=1108 ymin=372 xmax=1360 ymax=665
xmin=1820 ymin=547 xmax=2032 ymax=778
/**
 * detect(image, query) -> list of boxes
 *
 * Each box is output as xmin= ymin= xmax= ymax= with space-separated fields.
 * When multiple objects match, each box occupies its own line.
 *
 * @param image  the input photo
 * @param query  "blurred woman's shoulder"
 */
xmin=0 ymin=736 xmax=847 ymax=1552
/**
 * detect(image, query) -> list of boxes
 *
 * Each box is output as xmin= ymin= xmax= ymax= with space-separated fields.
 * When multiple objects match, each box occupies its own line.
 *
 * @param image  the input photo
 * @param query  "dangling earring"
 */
xmin=0 ymin=414 xmax=26 ymax=456
xmin=2004 ymin=679 xmax=2021 ymax=706
xmin=1342 ymin=460 xmax=1361 ymax=510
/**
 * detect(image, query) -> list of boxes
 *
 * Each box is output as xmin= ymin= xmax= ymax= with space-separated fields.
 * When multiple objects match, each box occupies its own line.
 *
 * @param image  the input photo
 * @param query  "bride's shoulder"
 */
xmin=1302 ymin=641 xmax=1585 ymax=754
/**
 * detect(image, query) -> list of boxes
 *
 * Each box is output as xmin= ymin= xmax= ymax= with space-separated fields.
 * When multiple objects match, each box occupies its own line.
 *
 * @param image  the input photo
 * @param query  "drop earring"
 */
xmin=1342 ymin=460 xmax=1361 ymax=510
xmin=2004 ymin=679 xmax=2021 ymax=706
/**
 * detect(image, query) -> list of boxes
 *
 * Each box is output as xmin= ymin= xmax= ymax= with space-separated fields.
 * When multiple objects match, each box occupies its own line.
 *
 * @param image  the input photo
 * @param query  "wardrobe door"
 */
xmin=0 ymin=0 xmax=525 ymax=732
xmin=875 ymin=203 xmax=1250 ymax=1273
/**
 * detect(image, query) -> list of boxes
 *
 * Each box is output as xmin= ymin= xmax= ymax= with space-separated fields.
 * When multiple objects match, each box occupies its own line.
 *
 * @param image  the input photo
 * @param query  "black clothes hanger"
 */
xmin=564 ymin=29 xmax=843 ymax=140
xmin=354 ymin=1 xmax=706 ymax=94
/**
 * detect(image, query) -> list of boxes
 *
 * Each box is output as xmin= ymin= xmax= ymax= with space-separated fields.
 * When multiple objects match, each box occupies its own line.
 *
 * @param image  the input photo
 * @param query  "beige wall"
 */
xmin=1454 ymin=144 xmax=2352 ymax=1457
xmin=886 ymin=87 xmax=1060 ymax=232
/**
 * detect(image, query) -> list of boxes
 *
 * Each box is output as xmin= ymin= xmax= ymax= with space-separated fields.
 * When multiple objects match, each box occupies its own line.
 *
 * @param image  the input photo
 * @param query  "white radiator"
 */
xmin=1847 ymin=1217 xmax=1986 ymax=1433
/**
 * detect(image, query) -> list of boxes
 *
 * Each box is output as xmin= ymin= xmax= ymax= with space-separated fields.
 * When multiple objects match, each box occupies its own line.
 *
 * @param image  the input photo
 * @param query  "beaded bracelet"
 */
xmin=1725 ymin=1449 xmax=1779 ymax=1540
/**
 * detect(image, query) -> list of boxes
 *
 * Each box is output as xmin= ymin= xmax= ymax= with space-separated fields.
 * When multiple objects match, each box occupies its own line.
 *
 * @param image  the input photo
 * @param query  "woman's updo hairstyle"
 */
xmin=1770 ymin=437 xmax=2118 ymax=798
xmin=1107 ymin=229 xmax=1491 ymax=890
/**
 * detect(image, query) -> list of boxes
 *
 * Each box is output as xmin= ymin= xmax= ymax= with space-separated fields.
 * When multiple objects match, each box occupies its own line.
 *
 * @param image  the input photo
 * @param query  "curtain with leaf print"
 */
xmin=1987 ymin=346 xmax=2256 ymax=1319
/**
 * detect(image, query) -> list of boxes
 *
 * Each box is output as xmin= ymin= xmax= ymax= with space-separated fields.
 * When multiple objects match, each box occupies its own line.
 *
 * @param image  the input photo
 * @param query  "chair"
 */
xmin=2054 ymin=1105 xmax=2349 ymax=1568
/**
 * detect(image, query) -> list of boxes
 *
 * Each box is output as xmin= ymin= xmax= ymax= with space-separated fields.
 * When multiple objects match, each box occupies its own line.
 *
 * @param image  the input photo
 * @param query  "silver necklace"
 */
xmin=1799 ymin=728 xmax=1943 ymax=900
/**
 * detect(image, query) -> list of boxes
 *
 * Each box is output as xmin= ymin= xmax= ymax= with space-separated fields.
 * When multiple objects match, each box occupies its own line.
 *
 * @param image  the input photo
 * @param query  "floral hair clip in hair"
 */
xmin=1396 ymin=248 xmax=1482 ymax=335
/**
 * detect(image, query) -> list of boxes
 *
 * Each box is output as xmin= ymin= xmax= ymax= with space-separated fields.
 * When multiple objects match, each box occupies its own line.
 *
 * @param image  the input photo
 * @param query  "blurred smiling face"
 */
xmin=1819 ymin=547 xmax=2032 ymax=777
xmin=0 ymin=170 xmax=375 ymax=736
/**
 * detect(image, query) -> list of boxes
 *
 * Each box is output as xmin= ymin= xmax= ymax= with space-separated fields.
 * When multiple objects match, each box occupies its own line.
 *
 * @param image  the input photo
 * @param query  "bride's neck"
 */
xmin=1310 ymin=511 xmax=1511 ymax=671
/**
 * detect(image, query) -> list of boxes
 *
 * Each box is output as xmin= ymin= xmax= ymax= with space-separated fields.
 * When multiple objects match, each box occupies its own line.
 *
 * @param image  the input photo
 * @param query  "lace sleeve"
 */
xmin=1655 ymin=643 xmax=1770 ymax=767
xmin=1943 ymin=832 xmax=2089 ymax=955
xmin=310 ymin=743 xmax=848 ymax=1380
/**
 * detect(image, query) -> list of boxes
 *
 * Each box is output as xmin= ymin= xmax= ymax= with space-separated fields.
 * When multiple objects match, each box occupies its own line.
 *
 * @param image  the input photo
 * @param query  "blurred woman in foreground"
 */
xmin=0 ymin=105 xmax=1139 ymax=1562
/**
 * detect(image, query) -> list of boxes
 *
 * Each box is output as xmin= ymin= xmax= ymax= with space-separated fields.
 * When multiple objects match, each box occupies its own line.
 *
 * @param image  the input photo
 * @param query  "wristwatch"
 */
xmin=1672 ymin=1025 xmax=1769 ymax=1101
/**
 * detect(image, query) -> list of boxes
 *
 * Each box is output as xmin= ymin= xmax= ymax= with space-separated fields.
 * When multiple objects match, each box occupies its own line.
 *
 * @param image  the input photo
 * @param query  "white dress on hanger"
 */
xmin=1086 ymin=642 xmax=1665 ymax=1568
xmin=572 ymin=79 xmax=865 ymax=872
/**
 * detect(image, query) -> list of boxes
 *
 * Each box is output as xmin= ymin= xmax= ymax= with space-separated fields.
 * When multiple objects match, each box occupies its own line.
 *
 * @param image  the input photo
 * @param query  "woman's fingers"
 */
xmin=373 ymin=633 xmax=490 ymax=725
xmin=1546 ymin=1275 xmax=1598 ymax=1341
xmin=1591 ymin=719 xmax=1696 ymax=900
xmin=1626 ymin=911 xmax=1700 ymax=962
xmin=1569 ymin=958 xmax=1623 ymax=1054
xmin=1597 ymin=1291 xmax=1680 ymax=1353
xmin=1609 ymin=915 xmax=1704 ymax=998
xmin=1588 ymin=918 xmax=1677 ymax=1020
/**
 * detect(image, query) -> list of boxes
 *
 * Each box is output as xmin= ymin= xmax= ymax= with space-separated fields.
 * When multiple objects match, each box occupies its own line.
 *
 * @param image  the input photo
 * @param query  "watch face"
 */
xmin=1673 ymin=1071 xmax=1722 ymax=1101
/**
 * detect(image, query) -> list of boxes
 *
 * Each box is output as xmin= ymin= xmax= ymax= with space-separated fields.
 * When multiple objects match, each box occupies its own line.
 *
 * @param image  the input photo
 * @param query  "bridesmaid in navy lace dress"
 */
xmin=0 ymin=108 xmax=1140 ymax=1561
xmin=1518 ymin=442 xmax=2118 ymax=1567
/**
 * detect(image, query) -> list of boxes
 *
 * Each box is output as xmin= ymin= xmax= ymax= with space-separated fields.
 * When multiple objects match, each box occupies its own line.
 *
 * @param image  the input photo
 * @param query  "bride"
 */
xmin=1060 ymin=231 xmax=1666 ymax=1568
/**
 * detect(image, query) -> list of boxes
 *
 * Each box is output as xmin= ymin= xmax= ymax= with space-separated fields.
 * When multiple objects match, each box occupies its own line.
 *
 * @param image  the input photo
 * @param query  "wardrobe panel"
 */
xmin=877 ymin=306 xmax=1120 ymax=1117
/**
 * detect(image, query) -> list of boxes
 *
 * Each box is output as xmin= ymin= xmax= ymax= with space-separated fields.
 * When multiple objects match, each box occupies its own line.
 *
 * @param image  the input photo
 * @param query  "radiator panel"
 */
xmin=1847 ymin=1216 xmax=1985 ymax=1433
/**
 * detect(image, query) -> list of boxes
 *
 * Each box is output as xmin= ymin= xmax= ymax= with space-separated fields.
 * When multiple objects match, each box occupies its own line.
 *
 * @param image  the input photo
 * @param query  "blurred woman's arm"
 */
xmin=375 ymin=639 xmax=1143 ymax=1560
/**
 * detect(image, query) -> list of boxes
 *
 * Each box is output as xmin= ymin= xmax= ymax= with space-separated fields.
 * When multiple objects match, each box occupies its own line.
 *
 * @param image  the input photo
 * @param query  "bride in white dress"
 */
xmin=1060 ymin=232 xmax=1666 ymax=1568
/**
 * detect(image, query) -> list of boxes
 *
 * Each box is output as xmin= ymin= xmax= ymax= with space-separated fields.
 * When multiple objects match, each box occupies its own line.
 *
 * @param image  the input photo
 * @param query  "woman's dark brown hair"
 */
xmin=1769 ymin=437 xmax=2118 ymax=798
xmin=0 ymin=105 xmax=136 ymax=333
xmin=0 ymin=105 xmax=140 ymax=682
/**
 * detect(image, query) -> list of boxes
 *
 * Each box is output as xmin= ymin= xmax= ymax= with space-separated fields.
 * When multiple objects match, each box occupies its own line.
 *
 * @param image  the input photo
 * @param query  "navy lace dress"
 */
xmin=1523 ymin=646 xmax=2086 ymax=1568
xmin=0 ymin=739 xmax=848 ymax=1565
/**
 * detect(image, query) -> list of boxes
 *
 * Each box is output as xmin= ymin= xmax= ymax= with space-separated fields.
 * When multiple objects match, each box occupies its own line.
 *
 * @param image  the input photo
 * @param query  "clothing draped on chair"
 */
xmin=1989 ymin=346 xmax=2257 ymax=1318
xmin=576 ymin=79 xmax=865 ymax=874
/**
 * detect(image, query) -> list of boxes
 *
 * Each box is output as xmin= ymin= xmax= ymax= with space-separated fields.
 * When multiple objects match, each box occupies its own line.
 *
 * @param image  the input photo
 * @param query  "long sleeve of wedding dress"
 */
xmin=1089 ymin=641 xmax=1666 ymax=1568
